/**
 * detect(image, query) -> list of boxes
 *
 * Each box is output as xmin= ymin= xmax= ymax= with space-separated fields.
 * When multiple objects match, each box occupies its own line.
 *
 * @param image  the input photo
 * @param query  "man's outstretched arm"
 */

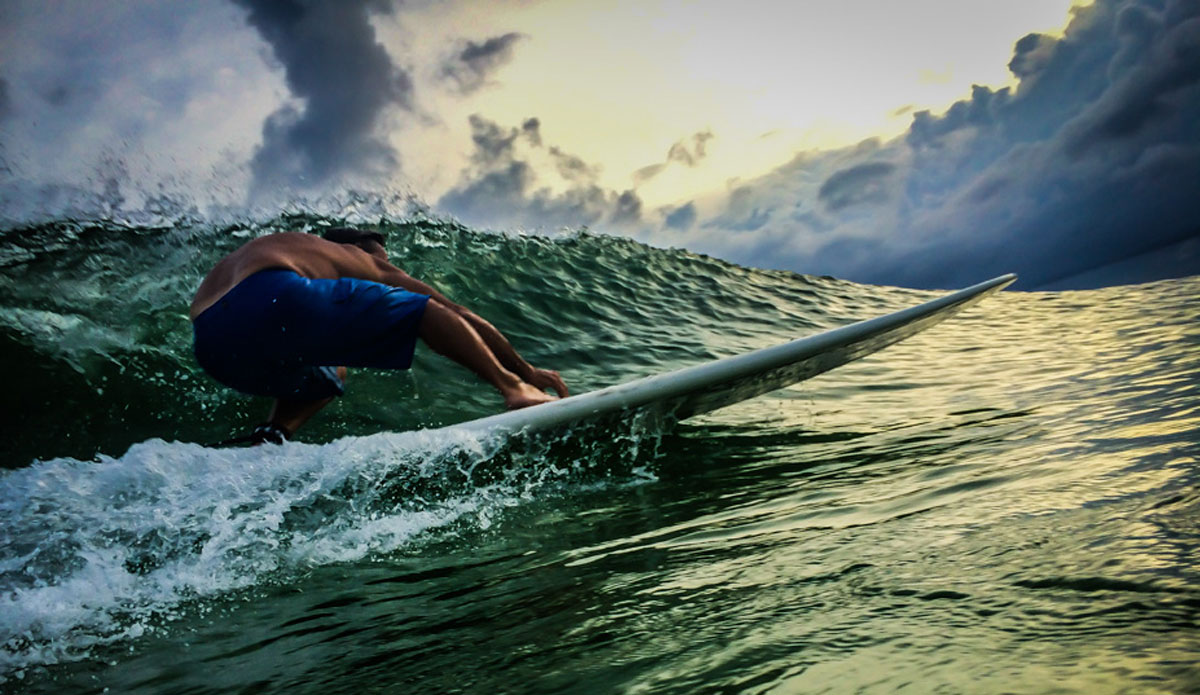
xmin=377 ymin=265 xmax=569 ymax=397
xmin=454 ymin=309 xmax=569 ymax=397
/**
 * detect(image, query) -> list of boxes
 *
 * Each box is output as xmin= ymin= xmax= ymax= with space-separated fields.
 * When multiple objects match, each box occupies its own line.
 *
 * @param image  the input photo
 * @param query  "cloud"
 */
xmin=817 ymin=162 xmax=896 ymax=211
xmin=0 ymin=78 xmax=11 ymax=120
xmin=1007 ymin=32 xmax=1056 ymax=80
xmin=633 ymin=163 xmax=666 ymax=184
xmin=1 ymin=0 xmax=422 ymax=218
xmin=2 ymin=0 xmax=1193 ymax=292
xmin=440 ymin=32 xmax=526 ymax=94
xmin=465 ymin=113 xmax=535 ymax=165
xmin=549 ymin=146 xmax=599 ymax=183
xmin=612 ymin=190 xmax=642 ymax=225
xmin=664 ymin=201 xmax=697 ymax=230
xmin=635 ymin=129 xmax=715 ymax=182
xmin=0 ymin=1 xmax=285 ymax=220
xmin=1061 ymin=14 xmax=1200 ymax=154
xmin=655 ymin=0 xmax=1200 ymax=289
xmin=438 ymin=114 xmax=642 ymax=229
xmin=438 ymin=161 xmax=533 ymax=221
xmin=521 ymin=117 xmax=542 ymax=147
xmin=0 ymin=4 xmax=212 ymax=139
xmin=232 ymin=0 xmax=414 ymax=196
xmin=666 ymin=130 xmax=714 ymax=167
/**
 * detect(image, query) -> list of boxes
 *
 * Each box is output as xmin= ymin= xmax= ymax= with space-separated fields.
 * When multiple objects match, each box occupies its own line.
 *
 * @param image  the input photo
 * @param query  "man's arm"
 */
xmin=375 ymin=263 xmax=569 ymax=397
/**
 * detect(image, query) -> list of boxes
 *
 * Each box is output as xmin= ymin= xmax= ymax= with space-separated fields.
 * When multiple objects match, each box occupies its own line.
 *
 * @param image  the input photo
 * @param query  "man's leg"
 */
xmin=371 ymin=267 xmax=567 ymax=398
xmin=260 ymin=297 xmax=558 ymax=440
xmin=267 ymin=366 xmax=347 ymax=436
xmin=418 ymin=301 xmax=557 ymax=410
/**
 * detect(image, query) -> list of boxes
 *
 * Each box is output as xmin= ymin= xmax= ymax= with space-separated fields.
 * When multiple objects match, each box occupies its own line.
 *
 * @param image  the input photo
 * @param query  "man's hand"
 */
xmin=526 ymin=368 xmax=568 ymax=397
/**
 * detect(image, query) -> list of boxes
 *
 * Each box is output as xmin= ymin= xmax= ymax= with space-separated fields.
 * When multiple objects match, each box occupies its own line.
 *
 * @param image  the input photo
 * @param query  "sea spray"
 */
xmin=0 ymin=402 xmax=678 ymax=678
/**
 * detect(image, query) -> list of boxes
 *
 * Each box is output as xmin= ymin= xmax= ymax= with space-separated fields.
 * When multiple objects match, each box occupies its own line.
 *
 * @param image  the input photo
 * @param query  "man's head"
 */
xmin=323 ymin=227 xmax=387 ymax=260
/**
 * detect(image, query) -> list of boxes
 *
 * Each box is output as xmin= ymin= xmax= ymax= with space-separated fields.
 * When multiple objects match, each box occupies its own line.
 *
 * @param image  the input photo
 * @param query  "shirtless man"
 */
xmin=190 ymin=228 xmax=567 ymax=444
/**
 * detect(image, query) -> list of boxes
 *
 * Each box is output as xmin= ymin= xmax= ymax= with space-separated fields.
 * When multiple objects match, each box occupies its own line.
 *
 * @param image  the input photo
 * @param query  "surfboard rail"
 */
xmin=443 ymin=274 xmax=1017 ymax=437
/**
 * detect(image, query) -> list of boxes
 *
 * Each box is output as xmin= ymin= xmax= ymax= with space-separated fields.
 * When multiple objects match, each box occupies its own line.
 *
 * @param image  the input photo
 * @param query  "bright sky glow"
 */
xmin=394 ymin=0 xmax=1090 ymax=207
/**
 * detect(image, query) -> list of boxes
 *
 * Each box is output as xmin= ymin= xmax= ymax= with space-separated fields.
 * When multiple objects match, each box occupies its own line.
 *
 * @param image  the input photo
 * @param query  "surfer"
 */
xmin=190 ymin=229 xmax=568 ymax=445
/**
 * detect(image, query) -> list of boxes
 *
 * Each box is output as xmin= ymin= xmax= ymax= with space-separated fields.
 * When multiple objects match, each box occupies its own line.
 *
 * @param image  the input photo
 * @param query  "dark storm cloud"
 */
xmin=684 ymin=0 xmax=1200 ymax=289
xmin=884 ymin=0 xmax=1200 ymax=288
xmin=816 ymin=162 xmax=896 ymax=211
xmin=1061 ymin=15 xmax=1200 ymax=155
xmin=438 ymin=114 xmax=643 ymax=229
xmin=233 ymin=0 xmax=413 ymax=195
xmin=440 ymin=32 xmax=526 ymax=94
xmin=1007 ymin=32 xmax=1055 ymax=80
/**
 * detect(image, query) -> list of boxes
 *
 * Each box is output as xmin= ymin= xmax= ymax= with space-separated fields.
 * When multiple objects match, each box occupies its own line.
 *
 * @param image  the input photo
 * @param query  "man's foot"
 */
xmin=526 ymin=368 xmax=569 ymax=397
xmin=206 ymin=422 xmax=290 ymax=448
xmin=250 ymin=422 xmax=290 ymax=446
xmin=503 ymin=381 xmax=559 ymax=410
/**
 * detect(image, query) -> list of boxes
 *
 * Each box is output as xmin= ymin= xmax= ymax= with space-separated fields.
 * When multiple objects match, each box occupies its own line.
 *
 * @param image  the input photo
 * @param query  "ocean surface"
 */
xmin=1 ymin=215 xmax=1197 ymax=694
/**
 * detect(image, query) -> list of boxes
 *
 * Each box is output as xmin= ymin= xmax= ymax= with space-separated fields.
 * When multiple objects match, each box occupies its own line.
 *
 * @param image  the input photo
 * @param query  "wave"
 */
xmin=0 ymin=213 xmax=867 ymax=466
xmin=6 ymin=208 xmax=1194 ymax=681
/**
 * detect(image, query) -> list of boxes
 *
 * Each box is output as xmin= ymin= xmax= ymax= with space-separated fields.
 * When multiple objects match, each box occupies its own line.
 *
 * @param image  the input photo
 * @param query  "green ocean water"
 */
xmin=1 ymin=217 xmax=1198 ymax=693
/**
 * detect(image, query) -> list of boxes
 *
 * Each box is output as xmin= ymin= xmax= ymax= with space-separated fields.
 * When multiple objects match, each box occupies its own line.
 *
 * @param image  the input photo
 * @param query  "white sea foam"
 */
xmin=0 ymin=426 xmax=532 ymax=676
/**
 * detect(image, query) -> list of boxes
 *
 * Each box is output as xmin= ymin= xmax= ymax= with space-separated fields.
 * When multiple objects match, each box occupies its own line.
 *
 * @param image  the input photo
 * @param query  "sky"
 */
xmin=0 ymin=0 xmax=1198 ymax=289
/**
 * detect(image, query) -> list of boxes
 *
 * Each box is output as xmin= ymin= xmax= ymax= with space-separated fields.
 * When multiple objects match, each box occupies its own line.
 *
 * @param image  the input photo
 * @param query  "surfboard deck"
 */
xmin=440 ymin=274 xmax=1017 ymax=438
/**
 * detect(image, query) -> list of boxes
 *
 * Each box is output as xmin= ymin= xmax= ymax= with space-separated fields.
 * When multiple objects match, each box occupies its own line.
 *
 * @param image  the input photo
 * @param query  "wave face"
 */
xmin=1 ymin=215 xmax=1198 ymax=692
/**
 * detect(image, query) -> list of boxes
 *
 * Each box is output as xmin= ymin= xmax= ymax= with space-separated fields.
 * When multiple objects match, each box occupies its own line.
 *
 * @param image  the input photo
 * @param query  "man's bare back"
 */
xmin=190 ymin=233 xmax=409 ymax=319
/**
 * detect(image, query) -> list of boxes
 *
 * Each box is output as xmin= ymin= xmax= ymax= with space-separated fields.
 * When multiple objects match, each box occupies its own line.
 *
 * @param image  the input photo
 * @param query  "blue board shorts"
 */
xmin=193 ymin=269 xmax=430 ymax=400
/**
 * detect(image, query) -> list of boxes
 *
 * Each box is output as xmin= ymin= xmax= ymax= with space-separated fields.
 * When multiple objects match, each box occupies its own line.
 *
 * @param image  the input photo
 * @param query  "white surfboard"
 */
xmin=442 ymin=274 xmax=1016 ymax=437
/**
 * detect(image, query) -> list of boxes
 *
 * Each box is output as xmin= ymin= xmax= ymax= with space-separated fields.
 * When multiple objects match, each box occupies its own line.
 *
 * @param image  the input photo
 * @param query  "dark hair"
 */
xmin=322 ymin=227 xmax=386 ymax=247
